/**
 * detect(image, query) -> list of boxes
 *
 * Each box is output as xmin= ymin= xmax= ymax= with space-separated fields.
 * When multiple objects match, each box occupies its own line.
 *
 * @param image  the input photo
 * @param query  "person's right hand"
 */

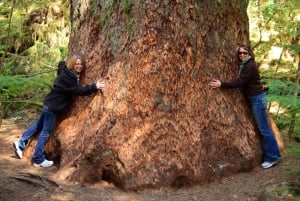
xmin=208 ymin=79 xmax=221 ymax=89
xmin=96 ymin=81 xmax=105 ymax=90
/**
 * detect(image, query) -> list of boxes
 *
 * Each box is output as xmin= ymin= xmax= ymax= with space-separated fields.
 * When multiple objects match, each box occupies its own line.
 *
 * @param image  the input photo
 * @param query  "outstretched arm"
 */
xmin=74 ymin=80 xmax=105 ymax=96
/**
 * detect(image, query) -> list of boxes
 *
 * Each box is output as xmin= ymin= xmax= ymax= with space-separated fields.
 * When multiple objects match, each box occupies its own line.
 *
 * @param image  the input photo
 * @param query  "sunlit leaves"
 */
xmin=248 ymin=0 xmax=300 ymax=138
xmin=0 ymin=0 xmax=69 ymax=119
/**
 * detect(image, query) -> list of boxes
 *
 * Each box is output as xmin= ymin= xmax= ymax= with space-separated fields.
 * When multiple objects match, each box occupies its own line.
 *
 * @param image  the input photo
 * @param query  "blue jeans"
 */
xmin=249 ymin=93 xmax=281 ymax=162
xmin=18 ymin=105 xmax=56 ymax=164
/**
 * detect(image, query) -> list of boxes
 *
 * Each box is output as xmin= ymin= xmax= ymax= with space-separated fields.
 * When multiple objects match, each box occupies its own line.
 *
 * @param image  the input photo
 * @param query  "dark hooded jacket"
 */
xmin=43 ymin=61 xmax=97 ymax=113
xmin=221 ymin=57 xmax=264 ymax=97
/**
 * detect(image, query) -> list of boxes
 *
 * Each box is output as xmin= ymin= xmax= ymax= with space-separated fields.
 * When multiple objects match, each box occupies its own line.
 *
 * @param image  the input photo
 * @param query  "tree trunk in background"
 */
xmin=45 ymin=0 xmax=263 ymax=189
xmin=0 ymin=96 xmax=2 ymax=127
xmin=287 ymin=52 xmax=300 ymax=139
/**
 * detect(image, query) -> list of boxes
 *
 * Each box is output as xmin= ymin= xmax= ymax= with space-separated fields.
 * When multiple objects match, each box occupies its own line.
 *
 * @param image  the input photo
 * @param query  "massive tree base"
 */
xmin=23 ymin=0 xmax=284 ymax=190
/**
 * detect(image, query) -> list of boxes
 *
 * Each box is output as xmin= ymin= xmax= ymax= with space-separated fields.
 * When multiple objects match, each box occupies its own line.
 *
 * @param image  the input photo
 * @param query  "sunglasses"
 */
xmin=238 ymin=51 xmax=249 ymax=55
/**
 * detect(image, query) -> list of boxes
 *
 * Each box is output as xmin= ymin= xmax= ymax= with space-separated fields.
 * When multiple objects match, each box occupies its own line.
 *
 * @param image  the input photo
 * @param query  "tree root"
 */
xmin=11 ymin=172 xmax=71 ymax=192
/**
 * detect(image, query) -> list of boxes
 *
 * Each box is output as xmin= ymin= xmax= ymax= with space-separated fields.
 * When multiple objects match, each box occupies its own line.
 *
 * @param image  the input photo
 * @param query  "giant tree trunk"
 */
xmin=45 ymin=0 xmax=263 ymax=189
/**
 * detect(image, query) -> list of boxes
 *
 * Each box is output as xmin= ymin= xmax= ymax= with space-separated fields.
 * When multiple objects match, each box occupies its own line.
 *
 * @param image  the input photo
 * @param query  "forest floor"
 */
xmin=0 ymin=118 xmax=299 ymax=201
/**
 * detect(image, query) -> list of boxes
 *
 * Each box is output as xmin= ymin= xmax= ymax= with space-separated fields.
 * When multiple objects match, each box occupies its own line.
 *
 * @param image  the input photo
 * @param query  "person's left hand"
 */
xmin=96 ymin=81 xmax=105 ymax=90
xmin=208 ymin=79 xmax=221 ymax=89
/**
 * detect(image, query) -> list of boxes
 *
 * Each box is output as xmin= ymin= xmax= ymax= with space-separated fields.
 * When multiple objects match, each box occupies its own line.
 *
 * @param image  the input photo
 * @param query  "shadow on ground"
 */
xmin=0 ymin=119 xmax=298 ymax=201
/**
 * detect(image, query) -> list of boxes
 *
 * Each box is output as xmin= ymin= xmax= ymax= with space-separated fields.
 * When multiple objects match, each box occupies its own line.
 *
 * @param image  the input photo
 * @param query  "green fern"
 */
xmin=0 ymin=74 xmax=53 ymax=117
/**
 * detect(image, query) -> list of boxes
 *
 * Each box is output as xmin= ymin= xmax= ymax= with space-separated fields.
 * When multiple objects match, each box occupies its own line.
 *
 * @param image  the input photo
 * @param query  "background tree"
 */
xmin=248 ymin=0 xmax=300 ymax=140
xmin=0 ymin=0 xmax=70 ymax=124
xmin=34 ymin=0 xmax=267 ymax=189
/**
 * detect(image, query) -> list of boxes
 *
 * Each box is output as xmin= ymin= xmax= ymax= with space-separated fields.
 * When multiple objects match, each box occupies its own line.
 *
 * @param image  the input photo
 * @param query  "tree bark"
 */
xmin=42 ymin=0 xmax=265 ymax=189
xmin=0 ymin=96 xmax=2 ymax=127
xmin=0 ymin=0 xmax=15 ymax=72
xmin=288 ymin=51 xmax=300 ymax=139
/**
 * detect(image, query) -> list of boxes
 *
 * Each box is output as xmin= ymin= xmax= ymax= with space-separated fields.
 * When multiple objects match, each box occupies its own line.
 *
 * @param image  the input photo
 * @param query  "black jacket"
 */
xmin=44 ymin=61 xmax=97 ymax=113
xmin=221 ymin=58 xmax=264 ymax=97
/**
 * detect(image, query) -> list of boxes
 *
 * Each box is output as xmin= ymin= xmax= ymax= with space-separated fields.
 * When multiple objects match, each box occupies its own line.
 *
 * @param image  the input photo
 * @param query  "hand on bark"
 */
xmin=96 ymin=81 xmax=105 ymax=90
xmin=209 ymin=79 xmax=221 ymax=89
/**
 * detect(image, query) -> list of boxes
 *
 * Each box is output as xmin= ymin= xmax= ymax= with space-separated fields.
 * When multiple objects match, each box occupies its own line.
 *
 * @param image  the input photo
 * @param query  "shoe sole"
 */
xmin=33 ymin=163 xmax=43 ymax=167
xmin=13 ymin=142 xmax=22 ymax=159
xmin=262 ymin=160 xmax=280 ymax=169
xmin=33 ymin=162 xmax=54 ymax=168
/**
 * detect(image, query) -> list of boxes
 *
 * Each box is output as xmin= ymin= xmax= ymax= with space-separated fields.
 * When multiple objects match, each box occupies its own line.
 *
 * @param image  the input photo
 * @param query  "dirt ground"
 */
xmin=0 ymin=119 xmax=299 ymax=201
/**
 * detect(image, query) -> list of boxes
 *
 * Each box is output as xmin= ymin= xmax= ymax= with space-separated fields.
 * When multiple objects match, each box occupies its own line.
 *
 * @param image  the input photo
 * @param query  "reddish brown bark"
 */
xmin=268 ymin=114 xmax=285 ymax=154
xmin=39 ymin=0 xmax=273 ymax=189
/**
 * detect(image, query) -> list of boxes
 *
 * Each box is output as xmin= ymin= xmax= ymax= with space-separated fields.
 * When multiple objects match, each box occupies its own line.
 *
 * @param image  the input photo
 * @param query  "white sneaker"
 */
xmin=13 ymin=141 xmax=23 ymax=159
xmin=261 ymin=159 xmax=280 ymax=169
xmin=33 ymin=159 xmax=54 ymax=168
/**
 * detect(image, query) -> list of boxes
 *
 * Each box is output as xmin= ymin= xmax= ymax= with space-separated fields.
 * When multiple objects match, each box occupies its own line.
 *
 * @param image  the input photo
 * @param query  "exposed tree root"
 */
xmin=11 ymin=172 xmax=71 ymax=192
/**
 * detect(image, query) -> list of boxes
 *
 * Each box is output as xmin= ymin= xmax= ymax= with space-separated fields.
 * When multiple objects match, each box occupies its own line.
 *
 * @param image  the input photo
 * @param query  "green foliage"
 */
xmin=120 ymin=0 xmax=135 ymax=31
xmin=284 ymin=44 xmax=300 ymax=53
xmin=287 ymin=144 xmax=300 ymax=155
xmin=0 ymin=0 xmax=69 ymax=57
xmin=120 ymin=0 xmax=134 ymax=15
xmin=0 ymin=75 xmax=49 ymax=98
xmin=264 ymin=79 xmax=300 ymax=139
xmin=97 ymin=0 xmax=117 ymax=28
xmin=0 ymin=74 xmax=53 ymax=118
xmin=0 ymin=0 xmax=69 ymax=119
xmin=267 ymin=80 xmax=299 ymax=96
xmin=285 ymin=144 xmax=300 ymax=198
xmin=275 ymin=185 xmax=289 ymax=197
xmin=249 ymin=0 xmax=300 ymax=139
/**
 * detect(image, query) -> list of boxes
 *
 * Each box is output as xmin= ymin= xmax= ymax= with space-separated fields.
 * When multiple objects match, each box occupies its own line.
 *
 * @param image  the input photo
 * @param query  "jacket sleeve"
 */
xmin=221 ymin=62 xmax=256 ymax=89
xmin=73 ymin=83 xmax=98 ymax=96
xmin=52 ymin=82 xmax=98 ymax=96
xmin=57 ymin=61 xmax=66 ymax=75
